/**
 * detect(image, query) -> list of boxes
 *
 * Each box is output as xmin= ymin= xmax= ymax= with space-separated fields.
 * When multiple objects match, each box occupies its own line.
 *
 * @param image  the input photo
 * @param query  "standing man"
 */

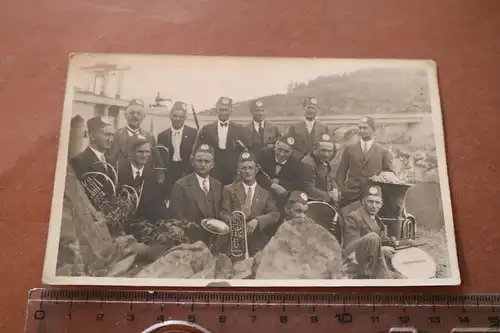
xmin=199 ymin=96 xmax=249 ymax=185
xmin=108 ymin=98 xmax=166 ymax=185
xmin=157 ymin=101 xmax=198 ymax=200
xmin=342 ymin=185 xmax=402 ymax=279
xmin=335 ymin=116 xmax=396 ymax=208
xmin=301 ymin=133 xmax=339 ymax=204
xmin=169 ymin=144 xmax=223 ymax=244
xmin=221 ymin=151 xmax=280 ymax=257
xmin=245 ymin=99 xmax=281 ymax=157
xmin=70 ymin=116 xmax=115 ymax=181
xmin=287 ymin=97 xmax=331 ymax=159
xmin=117 ymin=136 xmax=164 ymax=226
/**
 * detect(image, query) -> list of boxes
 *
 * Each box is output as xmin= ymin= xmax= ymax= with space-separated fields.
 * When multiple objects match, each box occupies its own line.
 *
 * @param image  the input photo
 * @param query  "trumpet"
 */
xmin=229 ymin=210 xmax=249 ymax=260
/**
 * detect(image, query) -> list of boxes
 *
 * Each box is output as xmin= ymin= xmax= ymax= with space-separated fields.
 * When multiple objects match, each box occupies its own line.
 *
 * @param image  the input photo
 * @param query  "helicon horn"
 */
xmin=229 ymin=210 xmax=249 ymax=259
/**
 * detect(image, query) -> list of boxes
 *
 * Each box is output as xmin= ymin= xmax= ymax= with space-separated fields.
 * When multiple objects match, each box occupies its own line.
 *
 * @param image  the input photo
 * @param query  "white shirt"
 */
xmin=304 ymin=119 xmax=316 ymax=134
xmin=217 ymin=121 xmax=229 ymax=150
xmin=242 ymin=181 xmax=257 ymax=204
xmin=127 ymin=125 xmax=141 ymax=137
xmin=131 ymin=163 xmax=144 ymax=179
xmin=195 ymin=173 xmax=210 ymax=192
xmin=360 ymin=138 xmax=374 ymax=153
xmin=89 ymin=145 xmax=106 ymax=163
xmin=253 ymin=120 xmax=264 ymax=133
xmin=171 ymin=126 xmax=184 ymax=161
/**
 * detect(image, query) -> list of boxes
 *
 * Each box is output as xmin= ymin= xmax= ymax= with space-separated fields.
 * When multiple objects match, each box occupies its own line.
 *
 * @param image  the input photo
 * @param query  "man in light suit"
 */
xmin=335 ymin=116 xmax=396 ymax=208
xmin=342 ymin=185 xmax=403 ymax=279
xmin=287 ymin=97 xmax=331 ymax=160
xmin=245 ymin=99 xmax=281 ymax=157
xmin=169 ymin=144 xmax=223 ymax=244
xmin=108 ymin=98 xmax=166 ymax=185
xmin=220 ymin=151 xmax=280 ymax=258
xmin=199 ymin=96 xmax=249 ymax=185
xmin=156 ymin=101 xmax=198 ymax=200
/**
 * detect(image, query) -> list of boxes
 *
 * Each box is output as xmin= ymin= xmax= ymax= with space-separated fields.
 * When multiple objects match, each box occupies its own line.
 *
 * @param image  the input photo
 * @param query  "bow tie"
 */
xmin=220 ymin=122 xmax=228 ymax=127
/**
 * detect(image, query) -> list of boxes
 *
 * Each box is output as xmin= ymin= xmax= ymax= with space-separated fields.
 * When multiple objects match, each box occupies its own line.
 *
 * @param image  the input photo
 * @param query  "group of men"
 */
xmin=70 ymin=95 xmax=402 ymax=279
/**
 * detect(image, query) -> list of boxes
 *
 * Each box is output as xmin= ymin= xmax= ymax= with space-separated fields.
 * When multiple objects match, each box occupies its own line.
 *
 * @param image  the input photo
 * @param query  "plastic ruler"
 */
xmin=24 ymin=289 xmax=500 ymax=333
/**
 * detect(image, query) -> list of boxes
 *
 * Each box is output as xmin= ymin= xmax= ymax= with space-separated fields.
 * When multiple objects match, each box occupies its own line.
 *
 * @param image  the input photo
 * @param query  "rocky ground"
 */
xmin=417 ymin=227 xmax=451 ymax=278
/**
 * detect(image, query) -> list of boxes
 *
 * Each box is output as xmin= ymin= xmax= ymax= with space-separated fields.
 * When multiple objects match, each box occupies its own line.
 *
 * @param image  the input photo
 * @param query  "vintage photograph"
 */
xmin=42 ymin=53 xmax=460 ymax=286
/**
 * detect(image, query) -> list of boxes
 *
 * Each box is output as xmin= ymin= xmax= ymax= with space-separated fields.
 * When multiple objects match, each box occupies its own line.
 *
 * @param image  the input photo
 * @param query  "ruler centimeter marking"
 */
xmin=24 ymin=289 xmax=500 ymax=333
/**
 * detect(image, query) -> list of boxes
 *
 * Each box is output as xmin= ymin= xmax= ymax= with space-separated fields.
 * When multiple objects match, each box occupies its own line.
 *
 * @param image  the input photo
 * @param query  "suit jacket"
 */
xmin=157 ymin=125 xmax=198 ymax=173
xmin=256 ymin=147 xmax=304 ymax=192
xmin=117 ymin=163 xmax=162 ymax=223
xmin=301 ymin=153 xmax=337 ymax=202
xmin=169 ymin=173 xmax=223 ymax=224
xmin=245 ymin=121 xmax=281 ymax=156
xmin=70 ymin=146 xmax=114 ymax=181
xmin=199 ymin=120 xmax=249 ymax=184
xmin=108 ymin=127 xmax=165 ymax=173
xmin=287 ymin=119 xmax=330 ymax=158
xmin=343 ymin=206 xmax=392 ymax=255
xmin=335 ymin=141 xmax=396 ymax=202
xmin=220 ymin=181 xmax=279 ymax=254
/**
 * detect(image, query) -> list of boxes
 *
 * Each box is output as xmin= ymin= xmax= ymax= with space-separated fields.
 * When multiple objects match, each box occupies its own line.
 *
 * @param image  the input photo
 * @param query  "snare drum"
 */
xmin=392 ymin=247 xmax=437 ymax=279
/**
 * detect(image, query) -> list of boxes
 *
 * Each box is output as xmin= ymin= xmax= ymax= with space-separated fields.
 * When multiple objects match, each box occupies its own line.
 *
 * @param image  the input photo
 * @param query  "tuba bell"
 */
xmin=229 ymin=210 xmax=249 ymax=260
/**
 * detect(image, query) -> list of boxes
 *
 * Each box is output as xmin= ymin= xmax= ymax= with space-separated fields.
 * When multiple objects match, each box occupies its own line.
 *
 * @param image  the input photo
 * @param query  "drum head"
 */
xmin=306 ymin=201 xmax=344 ymax=247
xmin=201 ymin=218 xmax=230 ymax=235
xmin=392 ymin=247 xmax=437 ymax=279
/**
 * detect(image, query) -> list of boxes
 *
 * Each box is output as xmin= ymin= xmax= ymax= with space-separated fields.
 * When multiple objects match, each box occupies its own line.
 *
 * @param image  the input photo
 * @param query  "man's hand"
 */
xmin=328 ymin=188 xmax=339 ymax=202
xmin=270 ymin=183 xmax=287 ymax=196
xmin=382 ymin=246 xmax=397 ymax=259
xmin=247 ymin=219 xmax=259 ymax=234
xmin=271 ymin=178 xmax=280 ymax=184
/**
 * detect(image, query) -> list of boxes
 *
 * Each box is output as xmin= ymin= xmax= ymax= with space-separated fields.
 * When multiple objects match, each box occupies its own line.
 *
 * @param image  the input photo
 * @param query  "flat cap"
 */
xmin=87 ymin=116 xmax=110 ymax=133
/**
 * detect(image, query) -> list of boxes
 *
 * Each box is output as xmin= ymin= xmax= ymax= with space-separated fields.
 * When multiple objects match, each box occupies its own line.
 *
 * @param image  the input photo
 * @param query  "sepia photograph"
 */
xmin=42 ymin=53 xmax=460 ymax=286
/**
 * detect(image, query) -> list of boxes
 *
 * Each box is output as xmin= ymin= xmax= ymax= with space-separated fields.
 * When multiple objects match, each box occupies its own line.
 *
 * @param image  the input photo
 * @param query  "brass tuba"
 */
xmin=229 ymin=210 xmax=249 ymax=259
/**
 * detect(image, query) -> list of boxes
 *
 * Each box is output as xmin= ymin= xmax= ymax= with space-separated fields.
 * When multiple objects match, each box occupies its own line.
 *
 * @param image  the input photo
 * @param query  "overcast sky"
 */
xmin=70 ymin=54 xmax=429 ymax=111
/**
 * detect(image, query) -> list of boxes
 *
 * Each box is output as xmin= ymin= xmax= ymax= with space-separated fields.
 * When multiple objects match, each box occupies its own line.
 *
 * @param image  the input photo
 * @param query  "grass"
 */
xmin=416 ymin=227 xmax=451 ymax=278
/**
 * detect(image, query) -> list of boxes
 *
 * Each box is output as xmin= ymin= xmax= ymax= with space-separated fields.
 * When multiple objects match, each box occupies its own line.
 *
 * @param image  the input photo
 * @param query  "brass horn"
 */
xmin=229 ymin=210 xmax=249 ymax=260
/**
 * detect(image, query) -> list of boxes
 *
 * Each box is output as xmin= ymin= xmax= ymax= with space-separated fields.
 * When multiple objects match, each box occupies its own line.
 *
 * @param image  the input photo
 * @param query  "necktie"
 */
xmin=202 ymin=179 xmax=209 ymax=195
xmin=135 ymin=170 xmax=141 ymax=180
xmin=243 ymin=186 xmax=253 ymax=217
xmin=98 ymin=154 xmax=107 ymax=171
xmin=363 ymin=142 xmax=368 ymax=153
xmin=276 ymin=162 xmax=284 ymax=174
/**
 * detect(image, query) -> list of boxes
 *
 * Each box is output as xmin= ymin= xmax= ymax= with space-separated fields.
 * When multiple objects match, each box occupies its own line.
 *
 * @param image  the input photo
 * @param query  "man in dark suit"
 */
xmin=342 ymin=185 xmax=403 ymax=279
xmin=169 ymin=144 xmax=223 ymax=244
xmin=335 ymin=116 xmax=396 ymax=208
xmin=116 ymin=136 xmax=165 ymax=237
xmin=199 ymin=96 xmax=249 ymax=185
xmin=245 ymin=99 xmax=281 ymax=157
xmin=70 ymin=116 xmax=116 ymax=212
xmin=256 ymin=135 xmax=305 ymax=225
xmin=156 ymin=101 xmax=198 ymax=200
xmin=108 ymin=98 xmax=166 ymax=185
xmin=70 ymin=116 xmax=115 ymax=181
xmin=301 ymin=133 xmax=339 ymax=205
xmin=221 ymin=151 xmax=280 ymax=258
xmin=287 ymin=97 xmax=331 ymax=160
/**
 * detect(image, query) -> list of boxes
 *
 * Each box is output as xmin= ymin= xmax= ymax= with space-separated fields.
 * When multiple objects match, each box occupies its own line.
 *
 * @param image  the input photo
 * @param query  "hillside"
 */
xmin=200 ymin=67 xmax=431 ymax=116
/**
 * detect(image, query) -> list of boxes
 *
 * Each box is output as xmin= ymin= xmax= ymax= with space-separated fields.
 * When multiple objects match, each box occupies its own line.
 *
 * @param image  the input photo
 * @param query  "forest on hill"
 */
xmin=200 ymin=67 xmax=431 ymax=116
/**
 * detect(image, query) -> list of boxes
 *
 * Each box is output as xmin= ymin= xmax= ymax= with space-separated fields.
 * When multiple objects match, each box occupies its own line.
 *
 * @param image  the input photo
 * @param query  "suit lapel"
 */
xmin=251 ymin=184 xmax=266 ymax=217
xmin=226 ymin=121 xmax=236 ymax=147
xmin=361 ymin=208 xmax=381 ymax=233
xmin=297 ymin=121 xmax=307 ymax=138
xmin=363 ymin=142 xmax=378 ymax=165
xmin=263 ymin=122 xmax=273 ymax=143
xmin=187 ymin=174 xmax=208 ymax=215
xmin=210 ymin=176 xmax=221 ymax=216
xmin=234 ymin=182 xmax=246 ymax=209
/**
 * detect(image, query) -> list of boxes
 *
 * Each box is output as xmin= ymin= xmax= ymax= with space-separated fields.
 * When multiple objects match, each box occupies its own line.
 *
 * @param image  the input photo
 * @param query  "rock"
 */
xmin=136 ymin=241 xmax=215 ymax=278
xmin=233 ymin=258 xmax=255 ymax=279
xmin=107 ymin=254 xmax=137 ymax=277
xmin=255 ymin=218 xmax=344 ymax=279
xmin=214 ymin=254 xmax=234 ymax=279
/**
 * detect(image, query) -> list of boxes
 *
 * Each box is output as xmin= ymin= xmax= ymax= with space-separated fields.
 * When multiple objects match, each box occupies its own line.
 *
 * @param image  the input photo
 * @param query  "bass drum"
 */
xmin=392 ymin=247 xmax=437 ymax=279
xmin=306 ymin=201 xmax=344 ymax=248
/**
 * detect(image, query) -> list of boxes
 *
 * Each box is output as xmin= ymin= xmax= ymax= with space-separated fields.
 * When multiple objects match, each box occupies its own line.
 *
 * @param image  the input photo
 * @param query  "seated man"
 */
xmin=342 ymin=185 xmax=403 ymax=279
xmin=301 ymin=133 xmax=339 ymax=205
xmin=221 ymin=151 xmax=280 ymax=258
xmin=169 ymin=144 xmax=223 ymax=245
